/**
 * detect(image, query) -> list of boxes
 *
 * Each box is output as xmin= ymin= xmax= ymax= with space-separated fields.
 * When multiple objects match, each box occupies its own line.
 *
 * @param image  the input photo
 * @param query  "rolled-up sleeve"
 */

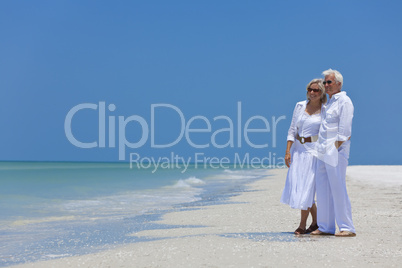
xmin=287 ymin=103 xmax=300 ymax=141
xmin=338 ymin=100 xmax=354 ymax=141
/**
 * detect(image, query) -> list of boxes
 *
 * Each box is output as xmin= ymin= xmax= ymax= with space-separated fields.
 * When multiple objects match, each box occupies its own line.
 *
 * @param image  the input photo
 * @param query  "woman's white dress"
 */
xmin=280 ymin=100 xmax=322 ymax=210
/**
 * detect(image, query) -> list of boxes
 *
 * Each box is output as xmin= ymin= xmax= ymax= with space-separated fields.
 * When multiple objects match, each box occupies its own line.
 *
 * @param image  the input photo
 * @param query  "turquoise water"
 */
xmin=0 ymin=162 xmax=209 ymax=222
xmin=0 ymin=162 xmax=268 ymax=266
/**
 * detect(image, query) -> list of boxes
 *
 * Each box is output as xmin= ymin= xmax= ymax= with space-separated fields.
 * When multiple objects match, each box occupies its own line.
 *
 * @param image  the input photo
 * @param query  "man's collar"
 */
xmin=329 ymin=91 xmax=346 ymax=100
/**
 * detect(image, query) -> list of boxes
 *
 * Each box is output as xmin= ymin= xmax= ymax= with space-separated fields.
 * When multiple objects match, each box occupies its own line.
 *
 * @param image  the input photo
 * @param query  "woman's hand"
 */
xmin=284 ymin=141 xmax=293 ymax=168
xmin=285 ymin=151 xmax=291 ymax=168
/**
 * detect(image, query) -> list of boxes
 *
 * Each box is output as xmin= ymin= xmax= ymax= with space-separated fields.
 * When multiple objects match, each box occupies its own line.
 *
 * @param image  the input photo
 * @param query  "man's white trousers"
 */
xmin=316 ymin=153 xmax=356 ymax=234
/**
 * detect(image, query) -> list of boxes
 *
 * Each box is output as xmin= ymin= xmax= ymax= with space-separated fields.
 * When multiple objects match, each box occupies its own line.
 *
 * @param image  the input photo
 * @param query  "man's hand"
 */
xmin=335 ymin=137 xmax=351 ymax=149
xmin=335 ymin=141 xmax=344 ymax=149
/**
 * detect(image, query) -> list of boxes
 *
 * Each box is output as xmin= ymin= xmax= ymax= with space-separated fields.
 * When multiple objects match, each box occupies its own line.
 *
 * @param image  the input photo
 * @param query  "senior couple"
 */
xmin=280 ymin=68 xmax=356 ymax=237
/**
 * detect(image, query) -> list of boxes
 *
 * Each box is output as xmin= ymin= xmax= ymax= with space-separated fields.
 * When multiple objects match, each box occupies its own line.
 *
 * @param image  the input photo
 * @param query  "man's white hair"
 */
xmin=322 ymin=68 xmax=343 ymax=86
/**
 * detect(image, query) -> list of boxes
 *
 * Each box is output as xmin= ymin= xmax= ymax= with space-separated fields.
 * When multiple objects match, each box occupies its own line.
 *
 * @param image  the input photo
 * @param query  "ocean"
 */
xmin=0 ymin=162 xmax=269 ymax=266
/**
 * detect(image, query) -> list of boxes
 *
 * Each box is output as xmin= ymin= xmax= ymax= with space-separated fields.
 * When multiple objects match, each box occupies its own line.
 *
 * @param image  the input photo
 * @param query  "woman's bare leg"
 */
xmin=299 ymin=209 xmax=309 ymax=229
xmin=310 ymin=203 xmax=317 ymax=225
xmin=295 ymin=209 xmax=310 ymax=234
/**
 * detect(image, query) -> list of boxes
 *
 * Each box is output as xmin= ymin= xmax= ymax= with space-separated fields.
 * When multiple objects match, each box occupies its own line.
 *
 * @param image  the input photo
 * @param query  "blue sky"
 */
xmin=1 ymin=0 xmax=401 ymax=165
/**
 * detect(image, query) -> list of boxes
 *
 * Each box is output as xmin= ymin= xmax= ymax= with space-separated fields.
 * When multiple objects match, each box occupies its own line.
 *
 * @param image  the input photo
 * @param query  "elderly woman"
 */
xmin=280 ymin=78 xmax=326 ymax=235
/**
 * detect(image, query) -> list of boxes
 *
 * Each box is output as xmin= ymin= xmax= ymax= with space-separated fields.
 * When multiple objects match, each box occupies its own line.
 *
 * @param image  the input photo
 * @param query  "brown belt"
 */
xmin=296 ymin=134 xmax=318 ymax=144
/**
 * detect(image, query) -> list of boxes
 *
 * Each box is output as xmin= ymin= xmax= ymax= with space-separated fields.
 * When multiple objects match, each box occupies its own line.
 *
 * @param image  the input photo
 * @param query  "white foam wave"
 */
xmin=12 ymin=216 xmax=77 ymax=226
xmin=172 ymin=176 xmax=206 ymax=188
xmin=221 ymin=169 xmax=269 ymax=180
xmin=172 ymin=180 xmax=193 ymax=189
xmin=58 ymin=180 xmax=205 ymax=221
xmin=185 ymin=176 xmax=206 ymax=185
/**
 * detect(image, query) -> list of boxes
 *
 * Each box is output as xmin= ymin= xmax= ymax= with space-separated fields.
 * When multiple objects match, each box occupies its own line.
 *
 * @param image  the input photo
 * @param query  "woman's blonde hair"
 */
xmin=306 ymin=78 xmax=327 ymax=104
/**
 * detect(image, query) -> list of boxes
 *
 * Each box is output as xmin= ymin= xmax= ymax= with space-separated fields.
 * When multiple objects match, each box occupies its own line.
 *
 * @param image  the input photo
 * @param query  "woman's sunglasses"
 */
xmin=307 ymin=88 xmax=321 ymax=93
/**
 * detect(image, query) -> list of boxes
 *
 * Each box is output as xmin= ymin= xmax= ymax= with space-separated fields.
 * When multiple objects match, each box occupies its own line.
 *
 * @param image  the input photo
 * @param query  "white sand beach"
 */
xmin=11 ymin=165 xmax=402 ymax=267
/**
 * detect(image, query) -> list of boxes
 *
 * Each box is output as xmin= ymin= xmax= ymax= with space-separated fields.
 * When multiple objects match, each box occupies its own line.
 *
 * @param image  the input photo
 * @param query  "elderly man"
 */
xmin=311 ymin=69 xmax=356 ymax=237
